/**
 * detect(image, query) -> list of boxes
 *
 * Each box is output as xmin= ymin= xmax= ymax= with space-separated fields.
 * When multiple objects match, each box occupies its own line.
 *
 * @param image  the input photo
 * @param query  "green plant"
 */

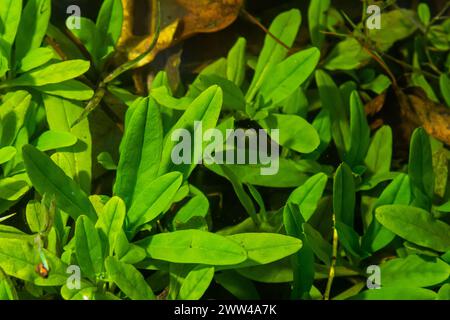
xmin=0 ymin=0 xmax=449 ymax=301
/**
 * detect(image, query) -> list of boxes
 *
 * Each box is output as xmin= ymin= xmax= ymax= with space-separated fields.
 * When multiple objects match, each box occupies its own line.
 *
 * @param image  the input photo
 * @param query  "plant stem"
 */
xmin=324 ymin=213 xmax=338 ymax=300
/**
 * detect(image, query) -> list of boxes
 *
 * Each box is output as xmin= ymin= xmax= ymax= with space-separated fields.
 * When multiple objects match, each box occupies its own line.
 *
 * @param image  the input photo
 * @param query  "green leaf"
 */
xmin=22 ymin=144 xmax=96 ymax=221
xmin=0 ymin=238 xmax=68 ymax=286
xmin=0 ymin=268 xmax=17 ymax=300
xmin=17 ymin=47 xmax=54 ymax=73
xmin=173 ymin=189 xmax=209 ymax=227
xmin=35 ymin=80 xmax=94 ymax=101
xmin=178 ymin=265 xmax=215 ymax=300
xmin=380 ymin=255 xmax=450 ymax=288
xmin=346 ymin=91 xmax=370 ymax=166
xmin=437 ymin=201 xmax=450 ymax=212
xmin=225 ymin=233 xmax=302 ymax=268
xmin=438 ymin=283 xmax=450 ymax=300
xmin=259 ymin=113 xmax=320 ymax=153
xmin=364 ymin=125 xmax=392 ymax=175
xmin=126 ymin=172 xmax=183 ymax=235
xmin=376 ymin=205 xmax=450 ymax=252
xmin=75 ymin=216 xmax=104 ymax=278
xmin=0 ymin=90 xmax=31 ymax=147
xmin=43 ymin=94 xmax=92 ymax=194
xmin=0 ymin=146 xmax=16 ymax=165
xmin=0 ymin=176 xmax=29 ymax=201
xmin=34 ymin=130 xmax=78 ymax=151
xmin=439 ymin=73 xmax=450 ymax=107
xmin=246 ymin=9 xmax=301 ymax=101
xmin=114 ymin=97 xmax=163 ymax=206
xmin=308 ymin=0 xmax=330 ymax=48
xmin=408 ymin=128 xmax=434 ymax=210
xmin=315 ymin=70 xmax=350 ymax=160
xmin=97 ymin=152 xmax=117 ymax=170
xmin=362 ymin=174 xmax=411 ymax=253
xmin=335 ymin=221 xmax=367 ymax=258
xmin=259 ymin=47 xmax=320 ymax=107
xmin=227 ymin=37 xmax=247 ymax=87
xmin=15 ymin=0 xmax=51 ymax=62
xmin=137 ymin=230 xmax=247 ymax=265
xmin=158 ymin=85 xmax=223 ymax=178
xmin=324 ymin=38 xmax=370 ymax=70
xmin=418 ymin=3 xmax=431 ymax=25
xmin=333 ymin=163 xmax=355 ymax=227
xmin=0 ymin=0 xmax=22 ymax=60
xmin=215 ymin=270 xmax=260 ymax=299
xmin=68 ymin=17 xmax=98 ymax=63
xmin=3 ymin=60 xmax=90 ymax=88
xmin=95 ymin=196 xmax=126 ymax=256
xmin=352 ymin=287 xmax=437 ymax=300
xmin=105 ymin=256 xmax=155 ymax=300
xmin=25 ymin=200 xmax=46 ymax=234
xmin=287 ymin=173 xmax=328 ymax=221
xmin=96 ymin=0 xmax=123 ymax=61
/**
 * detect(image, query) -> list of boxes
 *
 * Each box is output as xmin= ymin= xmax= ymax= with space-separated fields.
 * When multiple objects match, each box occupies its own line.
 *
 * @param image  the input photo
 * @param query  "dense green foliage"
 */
xmin=0 ymin=0 xmax=449 ymax=300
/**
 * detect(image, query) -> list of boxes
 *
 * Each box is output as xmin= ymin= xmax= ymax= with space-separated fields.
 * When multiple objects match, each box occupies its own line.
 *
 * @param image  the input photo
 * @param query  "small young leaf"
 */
xmin=34 ymin=131 xmax=78 ymax=151
xmin=333 ymin=163 xmax=355 ymax=227
xmin=227 ymin=37 xmax=247 ymax=87
xmin=178 ymin=265 xmax=215 ymax=300
xmin=75 ymin=216 xmax=104 ymax=278
xmin=95 ymin=196 xmax=126 ymax=256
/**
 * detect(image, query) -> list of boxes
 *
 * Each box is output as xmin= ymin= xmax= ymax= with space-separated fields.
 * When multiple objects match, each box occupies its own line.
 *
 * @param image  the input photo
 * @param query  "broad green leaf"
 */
xmin=362 ymin=174 xmax=411 ymax=253
xmin=380 ymin=255 xmax=450 ymax=288
xmin=408 ymin=128 xmax=434 ymax=210
xmin=376 ymin=205 xmax=450 ymax=252
xmin=0 ymin=176 xmax=30 ymax=201
xmin=0 ymin=238 xmax=68 ymax=286
xmin=178 ymin=265 xmax=215 ymax=300
xmin=346 ymin=91 xmax=370 ymax=166
xmin=35 ymin=80 xmax=94 ymax=101
xmin=367 ymin=9 xmax=418 ymax=52
xmin=236 ymin=259 xmax=293 ymax=283
xmin=95 ymin=196 xmax=126 ymax=256
xmin=34 ymin=130 xmax=78 ymax=151
xmin=126 ymin=172 xmax=183 ymax=235
xmin=308 ymin=0 xmax=330 ymax=48
xmin=0 ymin=0 xmax=22 ymax=59
xmin=0 ymin=146 xmax=16 ymax=165
xmin=227 ymin=37 xmax=247 ymax=87
xmin=438 ymin=283 xmax=450 ymax=300
xmin=158 ymin=86 xmax=223 ymax=178
xmin=333 ymin=163 xmax=355 ymax=227
xmin=352 ymin=287 xmax=437 ymax=300
xmin=17 ymin=47 xmax=54 ymax=73
xmin=114 ymin=97 xmax=163 ymax=206
xmin=173 ymin=191 xmax=209 ymax=227
xmin=43 ymin=94 xmax=92 ymax=194
xmin=75 ymin=216 xmax=104 ymax=278
xmin=303 ymin=223 xmax=332 ymax=265
xmin=335 ymin=221 xmax=367 ymax=258
xmin=259 ymin=113 xmax=320 ymax=153
xmin=246 ymin=9 xmax=301 ymax=101
xmin=22 ymin=144 xmax=96 ymax=221
xmin=96 ymin=0 xmax=123 ymax=60
xmin=15 ymin=0 xmax=51 ymax=62
xmin=137 ymin=230 xmax=247 ymax=265
xmin=25 ymin=200 xmax=46 ymax=234
xmin=364 ymin=125 xmax=392 ymax=175
xmin=105 ymin=256 xmax=155 ymax=300
xmin=259 ymin=47 xmax=320 ymax=107
xmin=287 ymin=172 xmax=328 ymax=221
xmin=315 ymin=70 xmax=350 ymax=159
xmin=150 ymin=87 xmax=192 ymax=110
xmin=225 ymin=233 xmax=302 ymax=268
xmin=215 ymin=271 xmax=260 ymax=299
xmin=3 ymin=60 xmax=90 ymax=88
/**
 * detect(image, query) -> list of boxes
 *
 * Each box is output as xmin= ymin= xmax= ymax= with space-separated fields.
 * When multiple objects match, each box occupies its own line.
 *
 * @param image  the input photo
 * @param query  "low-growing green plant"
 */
xmin=0 ymin=0 xmax=449 ymax=301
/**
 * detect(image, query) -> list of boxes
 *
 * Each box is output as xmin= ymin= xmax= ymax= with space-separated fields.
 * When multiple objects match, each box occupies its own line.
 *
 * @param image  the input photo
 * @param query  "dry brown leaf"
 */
xmin=117 ymin=0 xmax=243 ymax=68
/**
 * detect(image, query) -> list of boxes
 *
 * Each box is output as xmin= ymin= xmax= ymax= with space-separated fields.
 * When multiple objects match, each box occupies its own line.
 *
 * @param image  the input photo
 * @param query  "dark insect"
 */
xmin=35 ymin=263 xmax=49 ymax=278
